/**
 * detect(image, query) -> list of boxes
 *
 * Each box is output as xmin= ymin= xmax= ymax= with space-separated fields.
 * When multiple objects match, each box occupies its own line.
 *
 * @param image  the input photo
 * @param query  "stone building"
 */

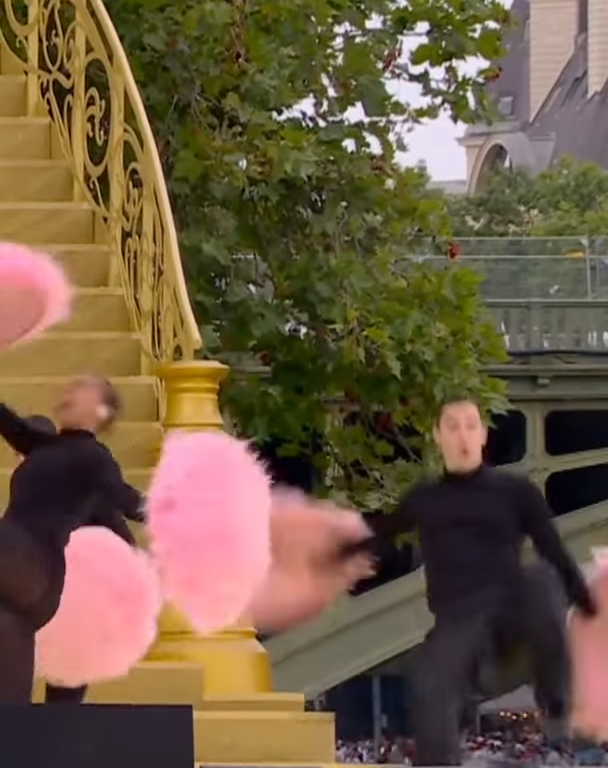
xmin=462 ymin=0 xmax=608 ymax=192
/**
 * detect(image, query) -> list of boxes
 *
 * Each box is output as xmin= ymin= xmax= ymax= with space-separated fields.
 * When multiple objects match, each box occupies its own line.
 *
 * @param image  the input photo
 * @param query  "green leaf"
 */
xmin=106 ymin=0 xmax=511 ymax=511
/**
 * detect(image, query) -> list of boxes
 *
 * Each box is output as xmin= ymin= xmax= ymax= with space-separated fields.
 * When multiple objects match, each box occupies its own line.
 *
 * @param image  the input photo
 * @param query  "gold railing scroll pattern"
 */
xmin=0 ymin=0 xmax=201 ymax=362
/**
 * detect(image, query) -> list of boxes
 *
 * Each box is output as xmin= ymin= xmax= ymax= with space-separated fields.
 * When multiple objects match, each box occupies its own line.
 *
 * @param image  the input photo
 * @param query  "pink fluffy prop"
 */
xmin=569 ymin=549 xmax=608 ymax=740
xmin=35 ymin=527 xmax=161 ymax=687
xmin=0 ymin=242 xmax=72 ymax=349
xmin=248 ymin=489 xmax=374 ymax=633
xmin=147 ymin=431 xmax=272 ymax=635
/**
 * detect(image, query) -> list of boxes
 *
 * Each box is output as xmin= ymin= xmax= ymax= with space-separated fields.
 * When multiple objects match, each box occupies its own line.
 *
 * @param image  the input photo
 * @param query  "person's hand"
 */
xmin=343 ymin=553 xmax=376 ymax=584
xmin=576 ymin=588 xmax=599 ymax=619
xmin=135 ymin=494 xmax=147 ymax=523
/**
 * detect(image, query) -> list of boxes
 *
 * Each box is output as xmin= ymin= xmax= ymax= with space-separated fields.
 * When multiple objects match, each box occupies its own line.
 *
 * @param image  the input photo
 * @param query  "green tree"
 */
xmin=445 ymin=158 xmax=608 ymax=299
xmin=448 ymin=157 xmax=608 ymax=238
xmin=106 ymin=0 xmax=510 ymax=510
xmin=447 ymin=166 xmax=538 ymax=238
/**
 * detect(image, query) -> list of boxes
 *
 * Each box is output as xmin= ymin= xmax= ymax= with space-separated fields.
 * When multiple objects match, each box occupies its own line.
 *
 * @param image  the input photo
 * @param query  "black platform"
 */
xmin=0 ymin=704 xmax=194 ymax=768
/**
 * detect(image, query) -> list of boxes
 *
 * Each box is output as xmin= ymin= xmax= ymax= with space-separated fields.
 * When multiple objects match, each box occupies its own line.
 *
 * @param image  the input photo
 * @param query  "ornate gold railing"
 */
xmin=0 ymin=0 xmax=201 ymax=361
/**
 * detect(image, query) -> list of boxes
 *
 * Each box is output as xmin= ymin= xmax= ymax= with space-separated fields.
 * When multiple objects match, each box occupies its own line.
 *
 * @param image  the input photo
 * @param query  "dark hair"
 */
xmin=24 ymin=415 xmax=57 ymax=435
xmin=435 ymin=397 xmax=481 ymax=426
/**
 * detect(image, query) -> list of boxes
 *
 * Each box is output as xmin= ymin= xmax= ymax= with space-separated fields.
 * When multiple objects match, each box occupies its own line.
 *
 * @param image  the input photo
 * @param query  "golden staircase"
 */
xmin=0 ymin=0 xmax=335 ymax=763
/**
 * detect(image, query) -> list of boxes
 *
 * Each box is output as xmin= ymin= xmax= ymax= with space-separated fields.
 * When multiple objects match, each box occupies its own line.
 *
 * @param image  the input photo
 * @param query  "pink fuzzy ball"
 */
xmin=248 ymin=489 xmax=374 ymax=633
xmin=0 ymin=242 xmax=72 ymax=348
xmin=35 ymin=527 xmax=161 ymax=687
xmin=569 ymin=557 xmax=608 ymax=740
xmin=147 ymin=431 xmax=272 ymax=635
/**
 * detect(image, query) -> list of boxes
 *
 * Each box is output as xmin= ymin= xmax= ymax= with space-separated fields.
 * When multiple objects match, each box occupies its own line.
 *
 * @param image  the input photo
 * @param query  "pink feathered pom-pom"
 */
xmin=35 ymin=527 xmax=161 ymax=687
xmin=569 ymin=551 xmax=608 ymax=740
xmin=0 ymin=242 xmax=72 ymax=349
xmin=147 ymin=431 xmax=272 ymax=635
xmin=248 ymin=489 xmax=374 ymax=633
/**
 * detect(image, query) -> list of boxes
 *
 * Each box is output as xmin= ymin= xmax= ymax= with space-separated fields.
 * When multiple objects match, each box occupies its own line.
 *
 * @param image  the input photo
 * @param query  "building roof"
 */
xmin=486 ymin=0 xmax=531 ymax=126
xmin=531 ymin=36 xmax=608 ymax=168
xmin=466 ymin=0 xmax=608 ymax=171
xmin=479 ymin=685 xmax=536 ymax=714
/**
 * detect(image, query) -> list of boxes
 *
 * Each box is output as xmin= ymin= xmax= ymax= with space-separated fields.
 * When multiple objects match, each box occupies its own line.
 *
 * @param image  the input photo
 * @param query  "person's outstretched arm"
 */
xmin=337 ymin=490 xmax=418 ymax=560
xmin=90 ymin=443 xmax=146 ymax=522
xmin=518 ymin=478 xmax=596 ymax=616
xmin=367 ymin=490 xmax=417 ymax=539
xmin=0 ymin=404 xmax=54 ymax=456
xmin=84 ymin=498 xmax=138 ymax=546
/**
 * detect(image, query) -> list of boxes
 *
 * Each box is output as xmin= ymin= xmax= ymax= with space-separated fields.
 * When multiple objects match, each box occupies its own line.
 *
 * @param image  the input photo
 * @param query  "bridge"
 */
xmin=265 ymin=236 xmax=608 ymax=695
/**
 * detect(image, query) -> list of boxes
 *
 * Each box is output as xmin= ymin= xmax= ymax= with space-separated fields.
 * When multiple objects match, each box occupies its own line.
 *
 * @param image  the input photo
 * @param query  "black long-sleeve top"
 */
xmin=82 ymin=495 xmax=141 ymax=546
xmin=0 ymin=404 xmax=142 ymax=554
xmin=368 ymin=465 xmax=593 ymax=617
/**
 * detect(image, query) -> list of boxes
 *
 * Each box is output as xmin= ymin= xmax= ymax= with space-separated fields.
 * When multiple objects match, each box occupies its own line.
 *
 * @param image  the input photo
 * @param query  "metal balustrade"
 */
xmin=487 ymin=299 xmax=608 ymax=353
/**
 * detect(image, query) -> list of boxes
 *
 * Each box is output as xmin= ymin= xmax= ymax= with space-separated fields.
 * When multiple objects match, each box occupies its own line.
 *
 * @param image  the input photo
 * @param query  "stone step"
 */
xmin=202 ymin=764 xmax=377 ymax=768
xmin=199 ymin=694 xmax=306 ymax=713
xmin=30 ymin=244 xmax=111 ymax=287
xmin=34 ymin=662 xmax=332 ymax=763
xmin=33 ymin=663 xmax=205 ymax=706
xmin=194 ymin=710 xmax=335 ymax=764
xmin=0 ymin=75 xmax=25 ymax=117
xmin=0 ymin=375 xmax=157 ymax=422
xmin=0 ymin=160 xmax=73 ymax=202
xmin=0 ymin=202 xmax=95 ymax=243
xmin=0 ymin=420 xmax=161 ymax=468
xmin=73 ymin=663 xmax=305 ymax=713
xmin=202 ymin=765 xmax=367 ymax=768
xmin=64 ymin=288 xmax=131 ymax=333
xmin=0 ymin=116 xmax=50 ymax=159
xmin=0 ymin=332 xmax=143 ymax=376
xmin=0 ymin=466 xmax=152 ymax=503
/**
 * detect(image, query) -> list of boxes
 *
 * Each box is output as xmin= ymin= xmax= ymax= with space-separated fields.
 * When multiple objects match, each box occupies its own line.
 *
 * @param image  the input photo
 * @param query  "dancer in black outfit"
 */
xmin=14 ymin=415 xmax=146 ymax=705
xmin=366 ymin=398 xmax=596 ymax=766
xmin=0 ymin=375 xmax=141 ymax=703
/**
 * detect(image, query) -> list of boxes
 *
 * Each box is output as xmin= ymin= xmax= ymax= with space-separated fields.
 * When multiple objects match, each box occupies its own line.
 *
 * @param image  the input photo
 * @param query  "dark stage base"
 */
xmin=0 ymin=704 xmax=194 ymax=768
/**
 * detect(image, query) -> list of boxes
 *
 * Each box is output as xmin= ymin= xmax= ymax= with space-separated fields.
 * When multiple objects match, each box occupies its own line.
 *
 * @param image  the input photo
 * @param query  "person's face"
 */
xmin=54 ymin=377 xmax=103 ymax=431
xmin=433 ymin=400 xmax=487 ymax=472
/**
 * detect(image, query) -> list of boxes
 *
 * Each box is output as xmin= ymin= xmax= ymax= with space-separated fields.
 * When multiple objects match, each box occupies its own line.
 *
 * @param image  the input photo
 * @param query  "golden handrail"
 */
xmin=0 ymin=0 xmax=201 ymax=361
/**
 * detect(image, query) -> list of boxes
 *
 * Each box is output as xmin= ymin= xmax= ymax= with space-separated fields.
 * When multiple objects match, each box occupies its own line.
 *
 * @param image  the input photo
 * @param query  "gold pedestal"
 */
xmin=123 ymin=359 xmax=337 ymax=763
xmin=147 ymin=360 xmax=272 ymax=695
xmin=159 ymin=359 xmax=227 ymax=433
xmin=147 ymin=604 xmax=272 ymax=695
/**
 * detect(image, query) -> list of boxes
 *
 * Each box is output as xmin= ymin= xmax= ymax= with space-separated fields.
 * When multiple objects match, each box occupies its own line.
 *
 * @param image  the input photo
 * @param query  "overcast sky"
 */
xmin=392 ymin=0 xmax=510 ymax=181
xmin=397 ymin=112 xmax=465 ymax=181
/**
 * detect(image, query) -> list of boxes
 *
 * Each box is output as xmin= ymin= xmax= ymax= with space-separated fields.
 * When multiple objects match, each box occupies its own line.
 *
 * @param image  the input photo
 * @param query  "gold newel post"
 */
xmin=146 ymin=360 xmax=273 ymax=695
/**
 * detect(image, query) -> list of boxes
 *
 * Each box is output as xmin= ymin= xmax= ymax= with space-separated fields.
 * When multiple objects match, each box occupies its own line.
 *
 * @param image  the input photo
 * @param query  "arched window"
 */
xmin=474 ymin=143 xmax=513 ymax=189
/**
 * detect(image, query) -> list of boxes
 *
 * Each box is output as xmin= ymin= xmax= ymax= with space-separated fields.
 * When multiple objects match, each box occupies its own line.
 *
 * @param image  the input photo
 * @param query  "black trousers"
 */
xmin=412 ymin=561 xmax=569 ymax=766
xmin=45 ymin=683 xmax=87 ymax=704
xmin=0 ymin=519 xmax=63 ymax=704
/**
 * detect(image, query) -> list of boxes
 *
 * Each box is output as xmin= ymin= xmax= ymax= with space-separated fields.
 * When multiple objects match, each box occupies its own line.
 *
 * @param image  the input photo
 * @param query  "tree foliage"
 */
xmin=448 ymin=157 xmax=608 ymax=238
xmin=445 ymin=158 xmax=608 ymax=300
xmin=105 ymin=0 xmax=510 ymax=509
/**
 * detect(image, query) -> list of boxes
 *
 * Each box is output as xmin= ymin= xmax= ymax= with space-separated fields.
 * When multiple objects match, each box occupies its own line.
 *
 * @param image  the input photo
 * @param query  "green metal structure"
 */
xmin=266 ymin=237 xmax=608 ymax=695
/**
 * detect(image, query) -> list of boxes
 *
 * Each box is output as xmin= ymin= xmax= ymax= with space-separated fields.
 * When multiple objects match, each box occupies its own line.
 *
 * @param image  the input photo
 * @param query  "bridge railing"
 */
xmin=0 ymin=0 xmax=201 ymax=362
xmin=409 ymin=237 xmax=608 ymax=300
xmin=488 ymin=299 xmax=608 ymax=353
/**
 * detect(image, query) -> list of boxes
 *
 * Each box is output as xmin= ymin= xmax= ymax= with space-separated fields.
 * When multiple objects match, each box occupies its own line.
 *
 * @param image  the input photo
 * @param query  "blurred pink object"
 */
xmin=35 ymin=527 xmax=161 ymax=687
xmin=569 ymin=549 xmax=608 ymax=740
xmin=248 ymin=488 xmax=374 ymax=633
xmin=147 ymin=431 xmax=272 ymax=635
xmin=0 ymin=242 xmax=72 ymax=348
